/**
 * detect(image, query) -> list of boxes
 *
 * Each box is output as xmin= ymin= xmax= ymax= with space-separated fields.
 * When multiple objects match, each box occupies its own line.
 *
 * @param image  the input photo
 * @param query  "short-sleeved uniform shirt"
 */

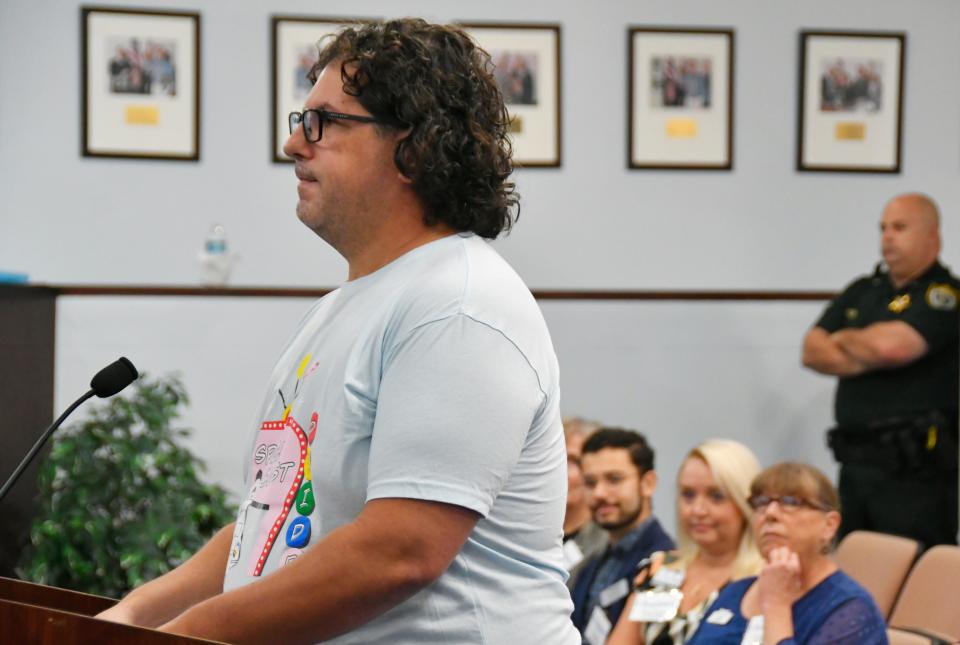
xmin=222 ymin=233 xmax=579 ymax=644
xmin=814 ymin=261 xmax=960 ymax=426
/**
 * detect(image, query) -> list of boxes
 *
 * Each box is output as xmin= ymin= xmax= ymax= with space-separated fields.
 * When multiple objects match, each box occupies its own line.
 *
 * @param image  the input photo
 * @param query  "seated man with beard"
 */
xmin=571 ymin=428 xmax=675 ymax=644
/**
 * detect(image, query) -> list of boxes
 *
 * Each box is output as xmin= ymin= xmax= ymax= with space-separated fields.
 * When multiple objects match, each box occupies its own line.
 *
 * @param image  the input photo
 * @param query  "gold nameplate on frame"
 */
xmin=124 ymin=105 xmax=160 ymax=126
xmin=835 ymin=122 xmax=865 ymax=141
xmin=665 ymin=118 xmax=698 ymax=139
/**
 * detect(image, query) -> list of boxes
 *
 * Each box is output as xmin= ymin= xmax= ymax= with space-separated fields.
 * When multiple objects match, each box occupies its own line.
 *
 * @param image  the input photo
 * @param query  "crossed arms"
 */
xmin=802 ymin=321 xmax=928 ymax=377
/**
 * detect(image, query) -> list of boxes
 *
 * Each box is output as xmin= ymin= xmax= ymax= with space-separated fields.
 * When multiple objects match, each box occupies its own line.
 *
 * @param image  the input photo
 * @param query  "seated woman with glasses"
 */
xmin=608 ymin=439 xmax=763 ymax=645
xmin=687 ymin=462 xmax=886 ymax=645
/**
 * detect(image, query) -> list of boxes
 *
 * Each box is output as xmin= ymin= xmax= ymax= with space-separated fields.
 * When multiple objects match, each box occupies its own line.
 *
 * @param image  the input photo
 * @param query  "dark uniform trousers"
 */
xmin=839 ymin=460 xmax=957 ymax=547
xmin=830 ymin=411 xmax=958 ymax=548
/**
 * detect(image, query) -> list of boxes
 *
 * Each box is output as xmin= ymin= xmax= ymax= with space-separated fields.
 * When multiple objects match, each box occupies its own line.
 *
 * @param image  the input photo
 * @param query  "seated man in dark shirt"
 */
xmin=570 ymin=428 xmax=675 ymax=644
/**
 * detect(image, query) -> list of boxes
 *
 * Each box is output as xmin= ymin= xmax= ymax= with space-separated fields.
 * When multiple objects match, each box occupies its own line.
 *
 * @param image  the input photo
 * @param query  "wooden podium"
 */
xmin=0 ymin=577 xmax=225 ymax=644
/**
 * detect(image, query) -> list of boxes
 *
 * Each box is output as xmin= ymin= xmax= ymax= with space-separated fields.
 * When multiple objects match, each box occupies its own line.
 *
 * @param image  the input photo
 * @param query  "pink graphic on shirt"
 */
xmin=245 ymin=415 xmax=308 ymax=576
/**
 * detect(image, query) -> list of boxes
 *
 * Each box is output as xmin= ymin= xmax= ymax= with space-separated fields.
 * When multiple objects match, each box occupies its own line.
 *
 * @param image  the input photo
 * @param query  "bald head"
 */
xmin=880 ymin=192 xmax=942 ymax=287
xmin=885 ymin=193 xmax=940 ymax=231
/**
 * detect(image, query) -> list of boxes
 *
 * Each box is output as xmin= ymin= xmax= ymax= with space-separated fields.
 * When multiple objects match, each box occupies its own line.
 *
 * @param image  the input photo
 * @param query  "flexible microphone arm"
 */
xmin=0 ymin=357 xmax=139 ymax=504
xmin=0 ymin=390 xmax=95 ymax=503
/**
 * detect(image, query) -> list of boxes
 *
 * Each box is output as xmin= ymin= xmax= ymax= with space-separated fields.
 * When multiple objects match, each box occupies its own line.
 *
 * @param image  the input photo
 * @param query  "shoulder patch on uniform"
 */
xmin=926 ymin=283 xmax=958 ymax=311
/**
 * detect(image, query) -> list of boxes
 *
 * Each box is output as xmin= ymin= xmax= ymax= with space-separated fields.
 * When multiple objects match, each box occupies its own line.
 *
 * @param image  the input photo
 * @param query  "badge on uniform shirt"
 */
xmin=628 ymin=588 xmax=683 ymax=622
xmin=584 ymin=606 xmax=612 ymax=645
xmin=926 ymin=284 xmax=958 ymax=311
xmin=599 ymin=578 xmax=631 ymax=607
xmin=888 ymin=294 xmax=911 ymax=313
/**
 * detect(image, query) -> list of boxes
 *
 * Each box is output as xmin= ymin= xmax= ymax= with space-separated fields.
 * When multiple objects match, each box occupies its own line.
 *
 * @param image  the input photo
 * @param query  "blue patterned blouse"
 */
xmin=686 ymin=570 xmax=887 ymax=644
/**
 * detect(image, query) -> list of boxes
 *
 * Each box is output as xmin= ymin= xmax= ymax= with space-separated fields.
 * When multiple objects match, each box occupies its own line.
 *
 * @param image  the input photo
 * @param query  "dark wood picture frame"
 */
xmin=271 ymin=15 xmax=370 ymax=163
xmin=628 ymin=27 xmax=734 ymax=171
xmin=796 ymin=30 xmax=905 ymax=173
xmin=81 ymin=6 xmax=201 ymax=161
xmin=457 ymin=22 xmax=562 ymax=168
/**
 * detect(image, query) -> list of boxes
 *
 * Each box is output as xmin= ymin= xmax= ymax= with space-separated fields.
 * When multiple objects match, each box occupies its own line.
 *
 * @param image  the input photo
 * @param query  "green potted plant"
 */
xmin=18 ymin=374 xmax=235 ymax=598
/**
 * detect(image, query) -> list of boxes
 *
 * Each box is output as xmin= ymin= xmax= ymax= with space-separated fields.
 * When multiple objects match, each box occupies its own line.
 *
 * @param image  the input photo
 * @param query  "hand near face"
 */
xmin=757 ymin=546 xmax=803 ymax=612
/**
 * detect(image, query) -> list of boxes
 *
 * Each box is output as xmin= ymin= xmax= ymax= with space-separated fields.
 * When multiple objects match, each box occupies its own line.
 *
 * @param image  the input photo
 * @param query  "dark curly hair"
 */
xmin=582 ymin=427 xmax=656 ymax=474
xmin=309 ymin=18 xmax=519 ymax=239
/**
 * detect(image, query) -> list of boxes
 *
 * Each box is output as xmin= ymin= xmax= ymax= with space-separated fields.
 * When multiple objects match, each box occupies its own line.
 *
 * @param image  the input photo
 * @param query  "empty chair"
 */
xmin=834 ymin=530 xmax=920 ymax=619
xmin=887 ymin=545 xmax=960 ymax=644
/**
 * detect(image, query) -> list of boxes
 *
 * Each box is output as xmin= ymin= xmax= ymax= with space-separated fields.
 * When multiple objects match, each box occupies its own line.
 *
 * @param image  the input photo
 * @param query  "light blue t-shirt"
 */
xmin=223 ymin=233 xmax=579 ymax=644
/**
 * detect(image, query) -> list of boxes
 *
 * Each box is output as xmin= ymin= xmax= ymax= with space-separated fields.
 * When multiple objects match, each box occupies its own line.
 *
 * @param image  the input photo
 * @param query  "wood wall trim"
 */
xmin=52 ymin=285 xmax=334 ymax=298
xmin=45 ymin=285 xmax=836 ymax=301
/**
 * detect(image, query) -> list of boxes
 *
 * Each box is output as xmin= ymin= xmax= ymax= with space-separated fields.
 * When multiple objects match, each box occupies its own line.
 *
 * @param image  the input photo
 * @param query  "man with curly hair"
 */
xmin=98 ymin=18 xmax=578 ymax=644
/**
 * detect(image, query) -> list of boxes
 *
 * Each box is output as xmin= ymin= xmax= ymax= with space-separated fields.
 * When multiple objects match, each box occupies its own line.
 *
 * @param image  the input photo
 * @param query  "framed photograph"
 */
xmin=628 ymin=27 xmax=734 ymax=170
xmin=797 ymin=31 xmax=905 ymax=173
xmin=272 ymin=16 xmax=367 ymax=163
xmin=459 ymin=22 xmax=562 ymax=168
xmin=81 ymin=6 xmax=200 ymax=160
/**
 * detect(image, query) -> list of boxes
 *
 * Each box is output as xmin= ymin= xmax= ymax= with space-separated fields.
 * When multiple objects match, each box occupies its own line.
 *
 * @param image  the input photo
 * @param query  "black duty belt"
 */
xmin=827 ymin=410 xmax=958 ymax=474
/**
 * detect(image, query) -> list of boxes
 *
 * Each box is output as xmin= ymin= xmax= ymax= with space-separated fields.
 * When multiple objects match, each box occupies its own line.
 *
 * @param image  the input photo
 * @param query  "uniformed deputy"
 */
xmin=802 ymin=193 xmax=959 ymax=548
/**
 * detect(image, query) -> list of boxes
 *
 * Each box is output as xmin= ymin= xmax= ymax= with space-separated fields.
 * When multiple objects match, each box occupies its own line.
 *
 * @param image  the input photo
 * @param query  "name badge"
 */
xmin=562 ymin=539 xmax=585 ymax=569
xmin=584 ymin=606 xmax=612 ymax=645
xmin=741 ymin=615 xmax=764 ymax=645
xmin=650 ymin=566 xmax=685 ymax=589
xmin=706 ymin=607 xmax=733 ymax=625
xmin=627 ymin=588 xmax=683 ymax=622
xmin=599 ymin=577 xmax=630 ymax=607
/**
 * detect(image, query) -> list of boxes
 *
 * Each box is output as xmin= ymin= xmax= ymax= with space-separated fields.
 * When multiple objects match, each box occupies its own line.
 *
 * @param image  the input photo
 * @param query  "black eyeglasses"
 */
xmin=747 ymin=493 xmax=832 ymax=513
xmin=288 ymin=109 xmax=381 ymax=143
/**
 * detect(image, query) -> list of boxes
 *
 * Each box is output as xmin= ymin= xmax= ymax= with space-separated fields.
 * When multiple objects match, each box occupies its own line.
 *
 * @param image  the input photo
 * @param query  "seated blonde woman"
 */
xmin=687 ymin=462 xmax=886 ymax=645
xmin=608 ymin=439 xmax=763 ymax=645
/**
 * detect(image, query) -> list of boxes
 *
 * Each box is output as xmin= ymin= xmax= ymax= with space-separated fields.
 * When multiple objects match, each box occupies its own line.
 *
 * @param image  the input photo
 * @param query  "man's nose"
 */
xmin=592 ymin=481 xmax=613 ymax=499
xmin=283 ymin=124 xmax=307 ymax=159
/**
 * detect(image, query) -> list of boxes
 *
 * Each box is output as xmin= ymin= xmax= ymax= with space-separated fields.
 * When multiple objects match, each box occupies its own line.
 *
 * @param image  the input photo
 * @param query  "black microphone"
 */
xmin=0 ymin=357 xmax=139 ymax=504
xmin=90 ymin=356 xmax=139 ymax=398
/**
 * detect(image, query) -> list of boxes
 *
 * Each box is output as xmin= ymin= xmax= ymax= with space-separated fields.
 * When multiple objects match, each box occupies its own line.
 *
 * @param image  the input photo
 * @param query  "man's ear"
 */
xmin=392 ymin=128 xmax=415 ymax=185
xmin=640 ymin=469 xmax=657 ymax=498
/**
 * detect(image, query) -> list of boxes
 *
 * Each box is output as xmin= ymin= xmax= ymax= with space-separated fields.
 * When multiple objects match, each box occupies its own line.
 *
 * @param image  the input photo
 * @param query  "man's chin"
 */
xmin=596 ymin=515 xmax=637 ymax=532
xmin=296 ymin=205 xmax=322 ymax=230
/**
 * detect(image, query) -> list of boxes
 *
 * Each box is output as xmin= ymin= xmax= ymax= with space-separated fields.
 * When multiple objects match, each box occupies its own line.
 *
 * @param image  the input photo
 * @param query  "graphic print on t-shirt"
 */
xmin=236 ymin=352 xmax=323 ymax=576
xmin=276 ymin=353 xmax=318 ymax=418
xmin=244 ymin=415 xmax=309 ymax=576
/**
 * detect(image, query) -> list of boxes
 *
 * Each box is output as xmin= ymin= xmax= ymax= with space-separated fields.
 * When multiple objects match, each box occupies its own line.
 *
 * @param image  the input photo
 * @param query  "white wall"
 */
xmin=6 ymin=0 xmax=959 ymax=533
xmin=2 ymin=0 xmax=959 ymax=289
